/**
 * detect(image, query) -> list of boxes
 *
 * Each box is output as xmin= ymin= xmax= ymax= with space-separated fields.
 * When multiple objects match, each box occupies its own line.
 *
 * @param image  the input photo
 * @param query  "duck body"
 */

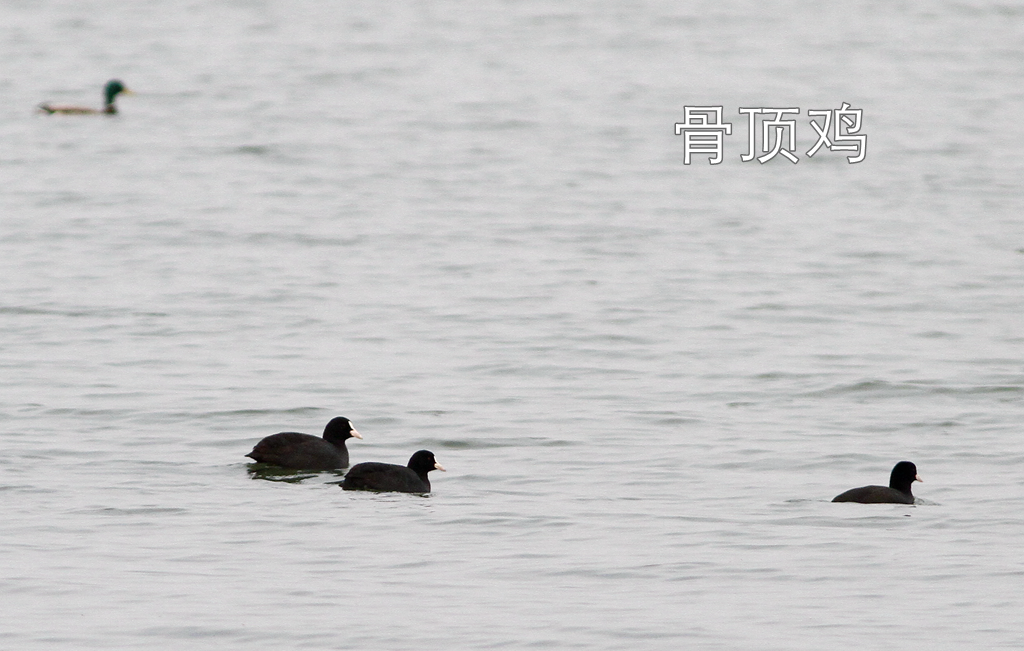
xmin=832 ymin=461 xmax=921 ymax=504
xmin=342 ymin=450 xmax=445 ymax=493
xmin=246 ymin=417 xmax=362 ymax=471
xmin=38 ymin=79 xmax=130 ymax=115
xmin=38 ymin=105 xmax=113 ymax=115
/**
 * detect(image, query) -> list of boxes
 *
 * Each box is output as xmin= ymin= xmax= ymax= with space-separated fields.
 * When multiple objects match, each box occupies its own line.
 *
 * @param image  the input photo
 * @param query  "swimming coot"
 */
xmin=38 ymin=79 xmax=132 ymax=115
xmin=342 ymin=450 xmax=445 ymax=493
xmin=245 ymin=417 xmax=362 ymax=470
xmin=832 ymin=461 xmax=921 ymax=504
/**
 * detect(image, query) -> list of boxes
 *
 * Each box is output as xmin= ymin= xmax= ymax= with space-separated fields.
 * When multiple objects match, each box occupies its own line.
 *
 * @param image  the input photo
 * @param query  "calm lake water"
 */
xmin=2 ymin=1 xmax=1023 ymax=649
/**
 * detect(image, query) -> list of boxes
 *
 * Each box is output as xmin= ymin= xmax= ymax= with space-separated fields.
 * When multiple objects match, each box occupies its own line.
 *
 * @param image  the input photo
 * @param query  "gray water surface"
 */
xmin=2 ymin=1 xmax=1023 ymax=649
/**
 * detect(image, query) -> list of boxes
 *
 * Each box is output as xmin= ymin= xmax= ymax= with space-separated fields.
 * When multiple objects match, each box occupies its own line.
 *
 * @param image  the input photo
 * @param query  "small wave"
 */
xmin=421 ymin=437 xmax=574 ymax=449
xmin=803 ymin=379 xmax=1024 ymax=400
xmin=197 ymin=407 xmax=327 ymax=419
xmin=0 ymin=305 xmax=168 ymax=319
xmin=90 ymin=507 xmax=190 ymax=516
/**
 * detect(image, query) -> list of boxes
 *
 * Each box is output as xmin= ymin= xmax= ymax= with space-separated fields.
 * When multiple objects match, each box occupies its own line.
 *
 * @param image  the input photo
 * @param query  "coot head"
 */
xmin=408 ymin=450 xmax=445 ymax=474
xmin=323 ymin=416 xmax=362 ymax=445
xmin=889 ymin=461 xmax=922 ymax=493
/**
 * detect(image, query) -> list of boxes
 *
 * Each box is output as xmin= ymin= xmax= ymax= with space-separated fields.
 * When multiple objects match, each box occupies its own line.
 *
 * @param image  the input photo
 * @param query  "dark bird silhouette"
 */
xmin=246 ymin=417 xmax=362 ymax=470
xmin=832 ymin=461 xmax=922 ymax=504
xmin=342 ymin=450 xmax=445 ymax=493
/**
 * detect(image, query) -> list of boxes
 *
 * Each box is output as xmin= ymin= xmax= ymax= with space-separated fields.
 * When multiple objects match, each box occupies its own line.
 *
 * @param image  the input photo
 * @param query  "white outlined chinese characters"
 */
xmin=832 ymin=102 xmax=866 ymax=163
xmin=674 ymin=106 xmax=733 ymax=165
xmin=806 ymin=109 xmax=833 ymax=157
xmin=677 ymin=104 xmax=866 ymax=164
xmin=740 ymin=107 xmax=800 ymax=164
xmin=807 ymin=103 xmax=866 ymax=163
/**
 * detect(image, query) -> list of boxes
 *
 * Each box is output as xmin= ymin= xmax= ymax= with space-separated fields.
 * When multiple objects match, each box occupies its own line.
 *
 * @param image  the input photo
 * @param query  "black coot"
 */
xmin=832 ymin=461 xmax=921 ymax=504
xmin=342 ymin=450 xmax=445 ymax=493
xmin=245 ymin=417 xmax=362 ymax=470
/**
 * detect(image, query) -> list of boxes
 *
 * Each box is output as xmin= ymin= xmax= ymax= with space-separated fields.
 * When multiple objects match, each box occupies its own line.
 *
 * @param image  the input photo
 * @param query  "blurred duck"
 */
xmin=38 ymin=79 xmax=131 ymax=115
